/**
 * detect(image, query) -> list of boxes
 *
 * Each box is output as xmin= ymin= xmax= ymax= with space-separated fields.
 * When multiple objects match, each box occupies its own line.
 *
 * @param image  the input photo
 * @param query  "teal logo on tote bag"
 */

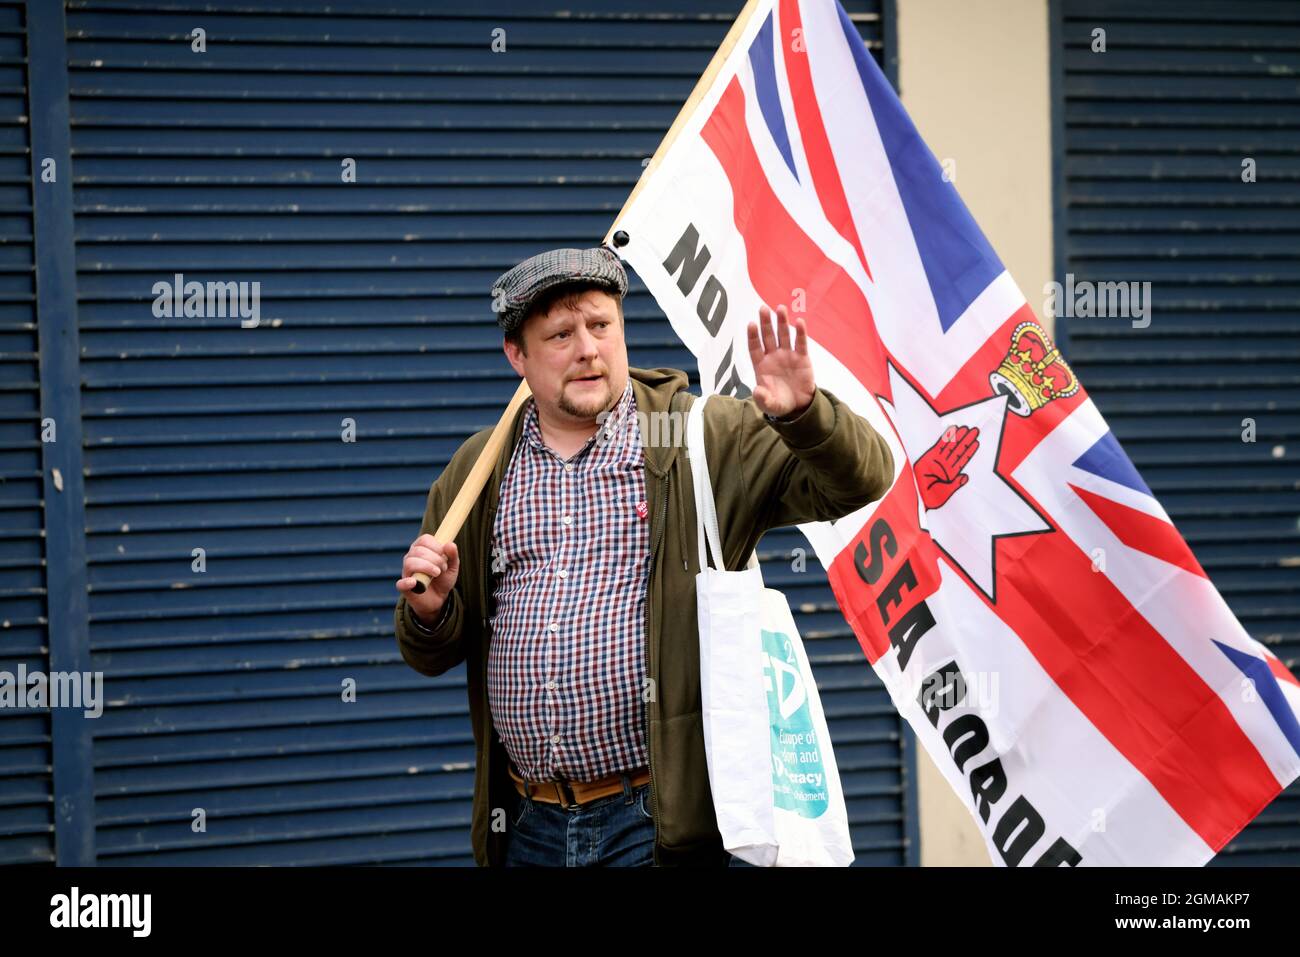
xmin=762 ymin=629 xmax=829 ymax=818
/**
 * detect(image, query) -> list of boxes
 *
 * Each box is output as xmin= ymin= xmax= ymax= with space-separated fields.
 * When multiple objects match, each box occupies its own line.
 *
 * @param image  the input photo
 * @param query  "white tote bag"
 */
xmin=687 ymin=394 xmax=854 ymax=867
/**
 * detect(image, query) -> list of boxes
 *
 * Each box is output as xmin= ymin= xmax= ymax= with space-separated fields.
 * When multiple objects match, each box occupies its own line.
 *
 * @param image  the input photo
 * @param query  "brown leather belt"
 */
xmin=509 ymin=761 xmax=650 ymax=810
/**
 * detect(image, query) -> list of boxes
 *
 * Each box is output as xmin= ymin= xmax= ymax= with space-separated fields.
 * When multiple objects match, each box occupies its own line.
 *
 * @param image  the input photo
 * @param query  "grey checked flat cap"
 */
xmin=490 ymin=246 xmax=628 ymax=334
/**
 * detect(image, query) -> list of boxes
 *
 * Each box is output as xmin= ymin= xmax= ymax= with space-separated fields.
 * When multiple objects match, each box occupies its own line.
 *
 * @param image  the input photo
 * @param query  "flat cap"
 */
xmin=490 ymin=246 xmax=628 ymax=335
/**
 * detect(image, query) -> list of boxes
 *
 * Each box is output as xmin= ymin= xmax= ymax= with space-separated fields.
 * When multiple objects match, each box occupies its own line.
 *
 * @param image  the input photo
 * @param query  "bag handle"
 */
xmin=686 ymin=391 xmax=763 ymax=574
xmin=686 ymin=393 xmax=726 ymax=572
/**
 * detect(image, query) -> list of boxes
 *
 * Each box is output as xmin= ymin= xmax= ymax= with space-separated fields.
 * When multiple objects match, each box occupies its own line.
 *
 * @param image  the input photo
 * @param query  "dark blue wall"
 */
xmin=0 ymin=0 xmax=911 ymax=866
xmin=1052 ymin=0 xmax=1300 ymax=864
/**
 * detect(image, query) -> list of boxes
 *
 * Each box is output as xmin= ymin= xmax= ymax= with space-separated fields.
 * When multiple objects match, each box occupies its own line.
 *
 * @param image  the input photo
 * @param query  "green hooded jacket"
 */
xmin=394 ymin=366 xmax=894 ymax=866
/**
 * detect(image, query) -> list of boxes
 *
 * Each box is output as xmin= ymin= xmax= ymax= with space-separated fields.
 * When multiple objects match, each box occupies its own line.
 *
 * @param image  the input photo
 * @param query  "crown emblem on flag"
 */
xmin=989 ymin=321 xmax=1079 ymax=416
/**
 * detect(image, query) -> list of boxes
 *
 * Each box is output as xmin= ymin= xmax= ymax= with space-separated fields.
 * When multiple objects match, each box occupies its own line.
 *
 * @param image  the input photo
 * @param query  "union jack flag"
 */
xmin=607 ymin=0 xmax=1300 ymax=865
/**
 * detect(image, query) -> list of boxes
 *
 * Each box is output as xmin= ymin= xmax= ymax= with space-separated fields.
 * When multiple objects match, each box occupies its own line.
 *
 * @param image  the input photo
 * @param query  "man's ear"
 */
xmin=503 ymin=336 xmax=526 ymax=376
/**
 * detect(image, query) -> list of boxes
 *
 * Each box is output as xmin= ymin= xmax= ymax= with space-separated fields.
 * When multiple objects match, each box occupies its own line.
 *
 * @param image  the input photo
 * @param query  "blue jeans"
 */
xmin=504 ymin=776 xmax=656 ymax=867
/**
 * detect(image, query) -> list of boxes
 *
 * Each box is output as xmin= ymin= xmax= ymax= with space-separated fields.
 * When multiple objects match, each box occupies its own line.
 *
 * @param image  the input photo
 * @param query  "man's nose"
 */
xmin=574 ymin=325 xmax=599 ymax=358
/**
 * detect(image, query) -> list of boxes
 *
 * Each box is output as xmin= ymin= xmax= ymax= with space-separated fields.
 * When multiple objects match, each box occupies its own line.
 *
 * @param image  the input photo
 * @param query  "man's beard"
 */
xmin=557 ymin=376 xmax=614 ymax=419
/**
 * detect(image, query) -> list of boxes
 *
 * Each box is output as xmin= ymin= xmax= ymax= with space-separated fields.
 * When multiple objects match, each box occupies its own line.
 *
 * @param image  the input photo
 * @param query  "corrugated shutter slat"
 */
xmin=1057 ymin=0 xmax=1300 ymax=864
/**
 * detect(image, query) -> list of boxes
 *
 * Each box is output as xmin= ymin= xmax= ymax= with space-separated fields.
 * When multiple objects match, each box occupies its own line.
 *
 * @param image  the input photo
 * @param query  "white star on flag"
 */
xmin=880 ymin=364 xmax=1050 ymax=601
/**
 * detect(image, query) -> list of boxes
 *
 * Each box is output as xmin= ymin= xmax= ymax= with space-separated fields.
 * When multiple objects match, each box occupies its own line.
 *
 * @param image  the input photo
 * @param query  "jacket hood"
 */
xmin=627 ymin=365 xmax=690 ymax=400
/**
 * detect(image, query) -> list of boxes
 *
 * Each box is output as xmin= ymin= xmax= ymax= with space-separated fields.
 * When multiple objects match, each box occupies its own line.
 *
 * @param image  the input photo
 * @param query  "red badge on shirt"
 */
xmin=635 ymin=501 xmax=648 ymax=520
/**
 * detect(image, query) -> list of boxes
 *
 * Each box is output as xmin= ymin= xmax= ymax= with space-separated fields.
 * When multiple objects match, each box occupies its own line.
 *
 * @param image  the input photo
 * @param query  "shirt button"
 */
xmin=557 ymin=569 xmax=567 ymax=580
xmin=548 ymin=621 xmax=559 ymax=632
xmin=564 ymin=463 xmax=574 ymax=473
xmin=561 ymin=515 xmax=572 ymax=526
xmin=551 ymin=734 xmax=561 ymax=745
xmin=547 ymin=680 xmax=557 ymax=690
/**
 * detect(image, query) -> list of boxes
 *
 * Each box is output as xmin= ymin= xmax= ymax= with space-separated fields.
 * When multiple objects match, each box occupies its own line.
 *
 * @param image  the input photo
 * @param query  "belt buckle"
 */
xmin=553 ymin=777 xmax=580 ymax=811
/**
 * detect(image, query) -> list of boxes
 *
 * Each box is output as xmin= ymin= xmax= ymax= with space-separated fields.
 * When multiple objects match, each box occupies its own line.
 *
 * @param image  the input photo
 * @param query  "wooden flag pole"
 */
xmin=412 ymin=1 xmax=760 ymax=595
xmin=410 ymin=377 xmax=532 ymax=594
xmin=605 ymin=0 xmax=762 ymax=244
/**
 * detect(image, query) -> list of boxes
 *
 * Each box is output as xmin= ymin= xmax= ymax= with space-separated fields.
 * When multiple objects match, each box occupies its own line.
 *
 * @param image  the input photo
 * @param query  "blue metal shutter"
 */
xmin=0 ymin=0 xmax=53 ymax=865
xmin=1053 ymin=0 xmax=1300 ymax=864
xmin=21 ymin=0 xmax=905 ymax=865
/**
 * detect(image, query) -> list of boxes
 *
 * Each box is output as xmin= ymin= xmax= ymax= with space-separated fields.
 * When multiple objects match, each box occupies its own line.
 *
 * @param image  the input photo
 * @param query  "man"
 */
xmin=394 ymin=246 xmax=894 ymax=866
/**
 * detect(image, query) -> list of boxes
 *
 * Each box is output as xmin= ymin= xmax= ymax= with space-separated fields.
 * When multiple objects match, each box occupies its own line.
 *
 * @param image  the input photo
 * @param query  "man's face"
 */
xmin=503 ymin=288 xmax=629 ymax=426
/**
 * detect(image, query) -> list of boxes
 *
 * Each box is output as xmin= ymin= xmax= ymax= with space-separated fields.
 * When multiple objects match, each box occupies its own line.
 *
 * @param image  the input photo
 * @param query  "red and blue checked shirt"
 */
xmin=487 ymin=380 xmax=651 ymax=782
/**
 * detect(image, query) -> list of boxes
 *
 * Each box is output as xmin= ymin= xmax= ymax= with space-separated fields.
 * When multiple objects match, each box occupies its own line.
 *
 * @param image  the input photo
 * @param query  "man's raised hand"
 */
xmin=747 ymin=304 xmax=816 ymax=420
